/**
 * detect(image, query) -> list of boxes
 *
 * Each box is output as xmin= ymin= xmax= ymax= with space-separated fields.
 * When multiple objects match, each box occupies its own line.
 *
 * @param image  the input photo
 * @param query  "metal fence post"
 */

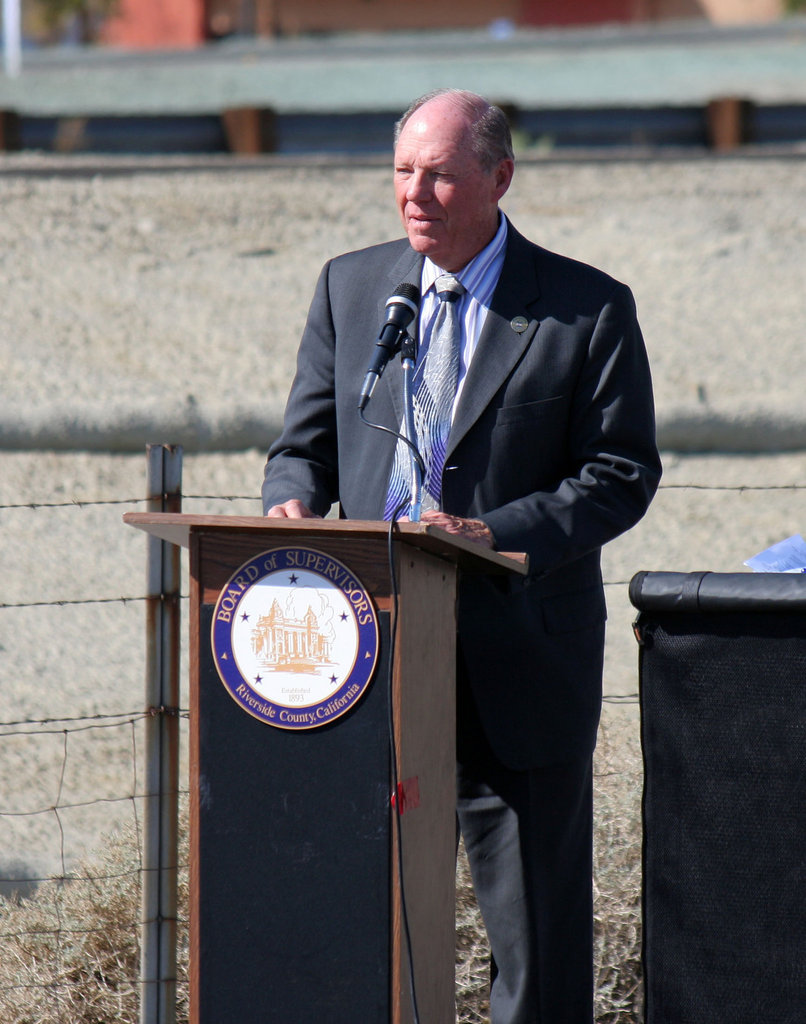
xmin=140 ymin=444 xmax=182 ymax=1024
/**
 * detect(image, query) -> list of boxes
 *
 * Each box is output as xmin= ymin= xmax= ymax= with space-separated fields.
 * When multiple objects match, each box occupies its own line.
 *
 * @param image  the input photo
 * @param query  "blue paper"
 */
xmin=744 ymin=533 xmax=806 ymax=573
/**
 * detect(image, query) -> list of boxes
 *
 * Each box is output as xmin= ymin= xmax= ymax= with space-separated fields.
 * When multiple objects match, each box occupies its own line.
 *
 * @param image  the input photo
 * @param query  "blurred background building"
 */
xmin=17 ymin=0 xmax=791 ymax=48
xmin=4 ymin=0 xmax=804 ymax=155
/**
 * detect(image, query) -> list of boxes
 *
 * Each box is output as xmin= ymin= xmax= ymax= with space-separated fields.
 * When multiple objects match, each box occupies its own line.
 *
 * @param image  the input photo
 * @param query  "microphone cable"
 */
xmin=357 ymin=408 xmax=426 ymax=489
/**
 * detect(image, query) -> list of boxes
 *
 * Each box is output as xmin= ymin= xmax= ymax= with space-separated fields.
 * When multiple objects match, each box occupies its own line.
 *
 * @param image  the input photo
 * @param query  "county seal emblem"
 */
xmin=211 ymin=547 xmax=380 ymax=729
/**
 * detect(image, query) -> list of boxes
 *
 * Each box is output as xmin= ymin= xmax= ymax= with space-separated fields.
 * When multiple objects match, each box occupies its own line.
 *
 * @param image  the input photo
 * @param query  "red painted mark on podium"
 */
xmin=391 ymin=776 xmax=420 ymax=814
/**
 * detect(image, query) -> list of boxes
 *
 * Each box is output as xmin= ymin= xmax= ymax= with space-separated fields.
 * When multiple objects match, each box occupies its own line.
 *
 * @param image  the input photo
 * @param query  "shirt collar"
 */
xmin=422 ymin=213 xmax=509 ymax=301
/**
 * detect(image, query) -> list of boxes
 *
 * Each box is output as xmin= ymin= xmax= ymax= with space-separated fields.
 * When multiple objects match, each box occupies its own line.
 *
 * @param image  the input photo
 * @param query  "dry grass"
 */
xmin=455 ymin=841 xmax=491 ymax=1022
xmin=0 ymin=718 xmax=642 ymax=1022
xmin=0 ymin=824 xmax=143 ymax=1024
xmin=0 ymin=815 xmax=190 ymax=1024
xmin=453 ymin=713 xmax=644 ymax=1024
xmin=593 ymin=715 xmax=644 ymax=1023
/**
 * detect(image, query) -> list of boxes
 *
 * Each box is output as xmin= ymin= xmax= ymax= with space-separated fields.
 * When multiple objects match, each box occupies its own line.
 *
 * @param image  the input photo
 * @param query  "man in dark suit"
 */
xmin=262 ymin=89 xmax=661 ymax=1022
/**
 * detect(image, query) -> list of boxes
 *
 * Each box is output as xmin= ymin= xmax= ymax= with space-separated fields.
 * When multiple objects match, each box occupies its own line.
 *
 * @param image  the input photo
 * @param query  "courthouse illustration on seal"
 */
xmin=251 ymin=597 xmax=334 ymax=673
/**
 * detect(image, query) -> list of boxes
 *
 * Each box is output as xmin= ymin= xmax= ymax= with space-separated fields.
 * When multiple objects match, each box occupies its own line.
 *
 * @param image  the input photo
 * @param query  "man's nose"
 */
xmin=407 ymin=170 xmax=432 ymax=202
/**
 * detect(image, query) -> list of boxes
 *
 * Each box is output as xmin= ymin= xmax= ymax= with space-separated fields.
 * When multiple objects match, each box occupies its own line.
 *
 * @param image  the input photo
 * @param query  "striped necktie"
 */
xmin=384 ymin=275 xmax=464 ymax=518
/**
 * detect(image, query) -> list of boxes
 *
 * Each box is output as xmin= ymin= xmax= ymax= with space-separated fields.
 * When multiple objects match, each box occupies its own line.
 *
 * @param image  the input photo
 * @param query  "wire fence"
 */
xmin=1 ymin=450 xmax=804 ymax=1021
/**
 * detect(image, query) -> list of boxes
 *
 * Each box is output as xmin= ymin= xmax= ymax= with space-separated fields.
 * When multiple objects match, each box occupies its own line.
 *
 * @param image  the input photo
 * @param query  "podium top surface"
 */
xmin=123 ymin=512 xmax=528 ymax=577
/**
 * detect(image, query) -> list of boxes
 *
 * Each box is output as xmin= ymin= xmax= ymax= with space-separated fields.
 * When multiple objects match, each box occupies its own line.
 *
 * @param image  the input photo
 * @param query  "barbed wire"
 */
xmin=0 ymin=595 xmax=151 ymax=610
xmin=0 ymin=498 xmax=147 ymax=511
xmin=0 ymin=710 xmax=157 ymax=731
xmin=0 ymin=493 xmax=258 ymax=511
xmin=0 ymin=576 xmax=777 ymax=609
xmin=1 ymin=479 xmax=804 ymax=515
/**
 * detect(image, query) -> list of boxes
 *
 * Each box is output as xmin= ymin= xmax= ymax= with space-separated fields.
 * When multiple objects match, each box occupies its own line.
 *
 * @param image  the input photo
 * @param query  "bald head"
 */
xmin=395 ymin=89 xmax=514 ymax=173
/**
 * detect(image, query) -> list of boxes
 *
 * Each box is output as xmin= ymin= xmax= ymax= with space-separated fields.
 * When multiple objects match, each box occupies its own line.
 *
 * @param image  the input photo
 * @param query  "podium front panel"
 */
xmin=188 ymin=524 xmax=458 ymax=1024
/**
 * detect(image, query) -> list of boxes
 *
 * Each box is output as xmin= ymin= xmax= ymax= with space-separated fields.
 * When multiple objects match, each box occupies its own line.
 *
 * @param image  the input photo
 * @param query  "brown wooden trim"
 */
xmin=390 ymin=549 xmax=457 ymax=1023
xmin=188 ymin=531 xmax=202 ymax=1024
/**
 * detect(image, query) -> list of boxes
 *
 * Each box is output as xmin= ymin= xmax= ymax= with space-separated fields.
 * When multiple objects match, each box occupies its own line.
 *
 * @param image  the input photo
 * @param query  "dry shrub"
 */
xmin=0 ymin=813 xmax=190 ymax=1024
xmin=455 ymin=840 xmax=491 ymax=1023
xmin=593 ymin=713 xmax=644 ymax=1023
xmin=0 ymin=823 xmax=141 ymax=1023
xmin=0 ymin=724 xmax=642 ymax=1024
xmin=455 ymin=713 xmax=644 ymax=1024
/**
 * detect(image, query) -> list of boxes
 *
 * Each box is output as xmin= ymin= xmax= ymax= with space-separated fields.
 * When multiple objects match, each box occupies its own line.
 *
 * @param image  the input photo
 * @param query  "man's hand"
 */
xmin=265 ymin=500 xmax=321 ymax=519
xmin=418 ymin=510 xmax=495 ymax=548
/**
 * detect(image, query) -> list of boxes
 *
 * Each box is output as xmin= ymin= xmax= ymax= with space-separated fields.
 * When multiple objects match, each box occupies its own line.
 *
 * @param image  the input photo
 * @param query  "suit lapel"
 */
xmin=448 ymin=226 xmax=542 ymax=457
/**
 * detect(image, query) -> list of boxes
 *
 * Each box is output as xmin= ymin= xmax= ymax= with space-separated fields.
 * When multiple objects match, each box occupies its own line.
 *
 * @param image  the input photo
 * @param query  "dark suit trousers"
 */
xmin=456 ymin=675 xmax=594 ymax=1024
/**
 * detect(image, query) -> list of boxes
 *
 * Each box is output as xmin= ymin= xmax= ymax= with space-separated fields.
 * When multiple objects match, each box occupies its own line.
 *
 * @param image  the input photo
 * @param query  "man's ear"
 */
xmin=493 ymin=158 xmax=515 ymax=201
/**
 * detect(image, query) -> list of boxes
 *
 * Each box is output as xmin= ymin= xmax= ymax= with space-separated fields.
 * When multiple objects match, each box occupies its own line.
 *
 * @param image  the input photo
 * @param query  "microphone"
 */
xmin=358 ymin=282 xmax=420 ymax=411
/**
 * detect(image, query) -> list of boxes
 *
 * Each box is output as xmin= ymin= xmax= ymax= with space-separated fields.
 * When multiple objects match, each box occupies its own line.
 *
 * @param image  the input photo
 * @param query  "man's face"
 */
xmin=394 ymin=98 xmax=513 ymax=273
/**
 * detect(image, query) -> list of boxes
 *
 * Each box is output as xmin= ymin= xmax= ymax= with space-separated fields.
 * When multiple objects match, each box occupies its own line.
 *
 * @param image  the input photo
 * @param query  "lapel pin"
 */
xmin=510 ymin=316 xmax=529 ymax=334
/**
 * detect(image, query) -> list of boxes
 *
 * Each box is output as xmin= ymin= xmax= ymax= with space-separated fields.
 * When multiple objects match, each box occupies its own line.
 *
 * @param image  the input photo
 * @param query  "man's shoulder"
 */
xmin=506 ymin=221 xmax=633 ymax=312
xmin=509 ymin=222 xmax=623 ymax=288
xmin=322 ymin=238 xmax=421 ymax=306
xmin=330 ymin=237 xmax=412 ymax=270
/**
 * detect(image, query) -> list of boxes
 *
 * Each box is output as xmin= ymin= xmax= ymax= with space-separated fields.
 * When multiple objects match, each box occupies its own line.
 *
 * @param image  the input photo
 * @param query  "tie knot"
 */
xmin=435 ymin=275 xmax=464 ymax=303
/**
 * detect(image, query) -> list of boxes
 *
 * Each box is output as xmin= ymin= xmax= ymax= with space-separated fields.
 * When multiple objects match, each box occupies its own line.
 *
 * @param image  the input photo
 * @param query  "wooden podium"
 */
xmin=124 ymin=513 xmax=526 ymax=1024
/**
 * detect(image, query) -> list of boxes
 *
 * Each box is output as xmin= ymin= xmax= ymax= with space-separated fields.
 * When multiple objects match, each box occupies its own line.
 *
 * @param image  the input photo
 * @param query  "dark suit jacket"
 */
xmin=262 ymin=221 xmax=661 ymax=770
